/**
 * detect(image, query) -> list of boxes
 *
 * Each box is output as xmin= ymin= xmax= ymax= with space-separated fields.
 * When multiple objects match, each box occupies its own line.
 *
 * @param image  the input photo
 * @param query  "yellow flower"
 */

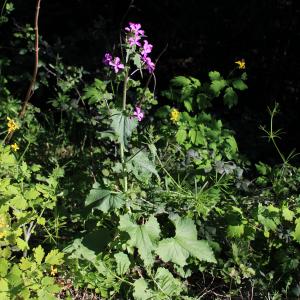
xmin=50 ymin=265 xmax=58 ymax=276
xmin=7 ymin=117 xmax=19 ymax=133
xmin=170 ymin=108 xmax=180 ymax=123
xmin=11 ymin=143 xmax=19 ymax=152
xmin=235 ymin=59 xmax=246 ymax=69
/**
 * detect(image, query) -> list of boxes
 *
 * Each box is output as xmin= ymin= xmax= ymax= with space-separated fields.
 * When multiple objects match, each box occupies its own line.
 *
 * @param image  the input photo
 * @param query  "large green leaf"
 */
xmin=224 ymin=87 xmax=238 ymax=108
xmin=210 ymin=79 xmax=227 ymax=96
xmin=85 ymin=182 xmax=124 ymax=213
xmin=114 ymin=252 xmax=131 ymax=275
xmin=119 ymin=214 xmax=160 ymax=266
xmin=133 ymin=278 xmax=153 ymax=300
xmin=111 ymin=109 xmax=137 ymax=148
xmin=154 ymin=267 xmax=183 ymax=297
xmin=128 ymin=150 xmax=158 ymax=180
xmin=156 ymin=215 xmax=216 ymax=266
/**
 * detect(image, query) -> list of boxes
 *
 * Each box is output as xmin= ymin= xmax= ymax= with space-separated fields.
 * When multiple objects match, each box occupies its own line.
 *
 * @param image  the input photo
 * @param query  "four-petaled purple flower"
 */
xmin=103 ymin=53 xmax=112 ymax=65
xmin=142 ymin=56 xmax=155 ymax=73
xmin=125 ymin=22 xmax=145 ymax=37
xmin=133 ymin=106 xmax=144 ymax=122
xmin=128 ymin=35 xmax=142 ymax=47
xmin=141 ymin=40 xmax=153 ymax=58
xmin=109 ymin=57 xmax=124 ymax=73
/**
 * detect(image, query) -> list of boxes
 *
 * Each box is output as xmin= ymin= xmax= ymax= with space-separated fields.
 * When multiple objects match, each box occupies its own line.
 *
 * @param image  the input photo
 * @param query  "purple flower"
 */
xmin=142 ymin=56 xmax=155 ymax=73
xmin=128 ymin=35 xmax=142 ymax=47
xmin=141 ymin=40 xmax=153 ymax=58
xmin=125 ymin=22 xmax=145 ymax=37
xmin=133 ymin=106 xmax=144 ymax=122
xmin=103 ymin=53 xmax=112 ymax=65
xmin=109 ymin=57 xmax=124 ymax=73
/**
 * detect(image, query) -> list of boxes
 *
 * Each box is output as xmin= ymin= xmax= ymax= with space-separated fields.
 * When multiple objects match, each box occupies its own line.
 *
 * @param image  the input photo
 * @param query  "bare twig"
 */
xmin=19 ymin=0 xmax=41 ymax=118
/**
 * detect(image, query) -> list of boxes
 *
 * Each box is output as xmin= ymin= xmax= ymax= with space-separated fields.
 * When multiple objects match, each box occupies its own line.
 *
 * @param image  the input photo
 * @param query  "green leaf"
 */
xmin=85 ymin=182 xmax=124 ymax=213
xmin=224 ymin=87 xmax=238 ymax=108
xmin=208 ymin=71 xmax=221 ymax=81
xmin=111 ymin=109 xmax=138 ymax=148
xmin=156 ymin=215 xmax=216 ymax=267
xmin=10 ymin=195 xmax=27 ymax=210
xmin=114 ymin=252 xmax=131 ymax=276
xmin=119 ymin=214 xmax=160 ymax=266
xmin=170 ymin=76 xmax=191 ymax=87
xmin=129 ymin=150 xmax=158 ymax=179
xmin=227 ymin=224 xmax=244 ymax=238
xmin=45 ymin=249 xmax=64 ymax=265
xmin=292 ymin=219 xmax=300 ymax=243
xmin=34 ymin=245 xmax=45 ymax=265
xmin=154 ymin=267 xmax=183 ymax=297
xmin=282 ymin=206 xmax=294 ymax=221
xmin=16 ymin=238 xmax=29 ymax=251
xmin=232 ymin=79 xmax=248 ymax=91
xmin=0 ymin=258 xmax=9 ymax=277
xmin=176 ymin=129 xmax=187 ymax=144
xmin=183 ymin=100 xmax=193 ymax=112
xmin=210 ymin=79 xmax=227 ymax=96
xmin=133 ymin=278 xmax=153 ymax=300
xmin=133 ymin=53 xmax=142 ymax=70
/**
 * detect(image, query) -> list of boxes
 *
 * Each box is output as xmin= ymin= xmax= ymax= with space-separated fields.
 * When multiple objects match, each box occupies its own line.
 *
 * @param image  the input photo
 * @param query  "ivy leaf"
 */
xmin=85 ymin=182 xmax=124 ymax=213
xmin=111 ymin=109 xmax=138 ymax=148
xmin=133 ymin=278 xmax=153 ymax=300
xmin=156 ymin=215 xmax=216 ymax=267
xmin=119 ymin=214 xmax=160 ymax=266
xmin=232 ymin=79 xmax=248 ymax=91
xmin=154 ymin=267 xmax=183 ymax=297
xmin=34 ymin=245 xmax=45 ymax=265
xmin=45 ymin=249 xmax=64 ymax=265
xmin=224 ymin=87 xmax=238 ymax=108
xmin=114 ymin=252 xmax=131 ymax=275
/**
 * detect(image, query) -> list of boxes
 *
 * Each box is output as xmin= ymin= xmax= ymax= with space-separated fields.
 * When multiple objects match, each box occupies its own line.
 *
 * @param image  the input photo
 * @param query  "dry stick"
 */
xmin=19 ymin=0 xmax=41 ymax=118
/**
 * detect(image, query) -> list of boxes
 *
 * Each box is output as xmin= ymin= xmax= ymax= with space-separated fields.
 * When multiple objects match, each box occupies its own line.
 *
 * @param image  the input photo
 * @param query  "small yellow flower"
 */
xmin=235 ymin=59 xmax=246 ymax=69
xmin=170 ymin=108 xmax=180 ymax=123
xmin=7 ymin=117 xmax=19 ymax=133
xmin=10 ymin=143 xmax=19 ymax=152
xmin=50 ymin=265 xmax=58 ymax=276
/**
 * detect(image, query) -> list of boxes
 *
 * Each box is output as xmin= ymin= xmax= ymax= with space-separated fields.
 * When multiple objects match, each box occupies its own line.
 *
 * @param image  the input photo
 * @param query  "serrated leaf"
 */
xmin=210 ymin=79 xmax=227 ymax=96
xmin=111 ymin=110 xmax=138 ymax=148
xmin=45 ymin=249 xmax=64 ymax=265
xmin=85 ymin=182 xmax=124 ymax=212
xmin=34 ymin=245 xmax=45 ymax=265
xmin=282 ymin=207 xmax=294 ymax=221
xmin=176 ymin=129 xmax=187 ymax=144
xmin=16 ymin=238 xmax=28 ymax=251
xmin=133 ymin=278 xmax=153 ymax=300
xmin=129 ymin=150 xmax=158 ymax=179
xmin=224 ymin=87 xmax=238 ymax=108
xmin=232 ymin=79 xmax=248 ymax=90
xmin=170 ymin=76 xmax=191 ymax=87
xmin=292 ymin=220 xmax=300 ymax=243
xmin=227 ymin=224 xmax=244 ymax=238
xmin=156 ymin=216 xmax=216 ymax=267
xmin=119 ymin=214 xmax=160 ymax=266
xmin=208 ymin=71 xmax=221 ymax=81
xmin=0 ymin=258 xmax=9 ymax=277
xmin=154 ymin=267 xmax=183 ymax=297
xmin=114 ymin=252 xmax=131 ymax=275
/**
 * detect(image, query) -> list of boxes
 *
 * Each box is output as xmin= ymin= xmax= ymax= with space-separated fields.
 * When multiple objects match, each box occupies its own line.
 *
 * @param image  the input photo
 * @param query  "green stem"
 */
xmin=121 ymin=71 xmax=129 ymax=193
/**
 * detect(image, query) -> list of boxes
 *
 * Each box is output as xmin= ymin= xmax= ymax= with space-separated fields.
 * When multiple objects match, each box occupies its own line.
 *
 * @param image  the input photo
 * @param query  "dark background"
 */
xmin=4 ymin=0 xmax=300 ymax=163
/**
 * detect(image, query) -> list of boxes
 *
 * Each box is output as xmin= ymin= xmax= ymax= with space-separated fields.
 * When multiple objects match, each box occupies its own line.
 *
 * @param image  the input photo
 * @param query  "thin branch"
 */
xmin=19 ymin=0 xmax=41 ymax=118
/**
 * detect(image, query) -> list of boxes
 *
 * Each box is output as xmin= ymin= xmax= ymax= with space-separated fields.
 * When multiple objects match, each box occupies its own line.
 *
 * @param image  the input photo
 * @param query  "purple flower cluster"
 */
xmin=133 ymin=106 xmax=144 ymax=122
xmin=103 ymin=53 xmax=124 ymax=73
xmin=125 ymin=22 xmax=155 ymax=73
